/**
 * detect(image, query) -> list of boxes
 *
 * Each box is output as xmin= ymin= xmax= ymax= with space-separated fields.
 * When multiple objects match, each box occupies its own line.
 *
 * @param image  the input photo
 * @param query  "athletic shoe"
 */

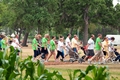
xmin=88 ymin=59 xmax=91 ymax=64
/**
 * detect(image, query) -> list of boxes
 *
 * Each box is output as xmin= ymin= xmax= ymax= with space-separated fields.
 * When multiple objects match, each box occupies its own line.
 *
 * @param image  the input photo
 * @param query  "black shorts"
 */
xmin=41 ymin=47 xmax=48 ymax=54
xmin=103 ymin=51 xmax=107 ymax=56
xmin=87 ymin=50 xmax=94 ymax=56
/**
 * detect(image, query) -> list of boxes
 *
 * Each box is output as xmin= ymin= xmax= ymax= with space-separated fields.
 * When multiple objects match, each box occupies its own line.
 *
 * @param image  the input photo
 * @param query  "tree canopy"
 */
xmin=0 ymin=0 xmax=120 ymax=46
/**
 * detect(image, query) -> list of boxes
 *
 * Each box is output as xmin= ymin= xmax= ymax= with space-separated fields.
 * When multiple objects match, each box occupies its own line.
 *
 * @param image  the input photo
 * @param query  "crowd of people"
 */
xmin=0 ymin=33 xmax=120 ymax=64
xmin=32 ymin=33 xmax=120 ymax=64
xmin=0 ymin=34 xmax=21 ymax=55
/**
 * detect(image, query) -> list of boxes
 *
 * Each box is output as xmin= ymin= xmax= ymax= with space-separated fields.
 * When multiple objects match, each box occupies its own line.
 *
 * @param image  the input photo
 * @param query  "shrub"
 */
xmin=0 ymin=46 xmax=110 ymax=80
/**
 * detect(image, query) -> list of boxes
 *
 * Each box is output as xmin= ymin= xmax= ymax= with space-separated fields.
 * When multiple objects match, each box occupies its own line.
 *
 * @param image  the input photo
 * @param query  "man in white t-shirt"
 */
xmin=65 ymin=34 xmax=71 ymax=57
xmin=84 ymin=34 xmax=95 ymax=61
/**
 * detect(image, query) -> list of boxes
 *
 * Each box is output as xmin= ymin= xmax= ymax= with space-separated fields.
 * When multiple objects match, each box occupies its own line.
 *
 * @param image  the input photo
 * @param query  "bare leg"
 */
xmin=46 ymin=52 xmax=52 ymax=61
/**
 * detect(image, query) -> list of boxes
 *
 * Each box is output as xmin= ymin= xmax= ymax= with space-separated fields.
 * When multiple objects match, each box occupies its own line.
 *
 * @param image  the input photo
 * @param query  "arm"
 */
xmin=98 ymin=42 xmax=102 ymax=47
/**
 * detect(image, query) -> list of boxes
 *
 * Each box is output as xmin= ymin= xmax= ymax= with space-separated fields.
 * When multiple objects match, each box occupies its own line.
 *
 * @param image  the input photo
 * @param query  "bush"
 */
xmin=0 ymin=46 xmax=110 ymax=80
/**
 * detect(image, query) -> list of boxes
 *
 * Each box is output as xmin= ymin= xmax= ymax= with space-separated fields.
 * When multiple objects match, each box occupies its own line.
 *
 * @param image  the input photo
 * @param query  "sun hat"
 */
xmin=11 ymin=33 xmax=15 ymax=38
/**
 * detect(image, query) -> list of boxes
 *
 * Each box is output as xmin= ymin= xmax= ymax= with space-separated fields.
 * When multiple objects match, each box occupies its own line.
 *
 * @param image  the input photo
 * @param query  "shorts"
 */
xmin=72 ymin=48 xmax=77 ymax=53
xmin=56 ymin=50 xmax=64 ymax=59
xmin=50 ymin=50 xmax=55 ymax=53
xmin=87 ymin=49 xmax=94 ymax=56
xmin=41 ymin=47 xmax=48 ymax=54
xmin=34 ymin=50 xmax=38 ymax=58
xmin=94 ymin=50 xmax=104 ymax=57
xmin=103 ymin=51 xmax=107 ymax=56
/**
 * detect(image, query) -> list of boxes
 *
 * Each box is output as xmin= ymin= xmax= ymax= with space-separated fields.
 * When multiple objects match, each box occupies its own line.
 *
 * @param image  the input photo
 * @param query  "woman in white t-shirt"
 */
xmin=11 ymin=34 xmax=21 ymax=55
xmin=108 ymin=37 xmax=116 ymax=59
xmin=56 ymin=36 xmax=65 ymax=62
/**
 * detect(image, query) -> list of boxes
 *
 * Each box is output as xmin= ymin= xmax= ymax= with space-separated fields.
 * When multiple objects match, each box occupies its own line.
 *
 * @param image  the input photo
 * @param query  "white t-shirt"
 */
xmin=87 ymin=38 xmax=94 ymax=50
xmin=108 ymin=40 xmax=114 ymax=52
xmin=65 ymin=37 xmax=71 ymax=47
xmin=57 ymin=41 xmax=64 ymax=52
xmin=11 ymin=38 xmax=20 ymax=50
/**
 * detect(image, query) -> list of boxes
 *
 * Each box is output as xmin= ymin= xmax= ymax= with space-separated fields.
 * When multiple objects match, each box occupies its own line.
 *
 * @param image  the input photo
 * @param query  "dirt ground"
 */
xmin=21 ymin=43 xmax=120 ymax=67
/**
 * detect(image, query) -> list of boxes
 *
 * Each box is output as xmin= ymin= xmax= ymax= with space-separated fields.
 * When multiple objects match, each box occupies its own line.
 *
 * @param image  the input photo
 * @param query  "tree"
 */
xmin=114 ymin=4 xmax=120 ymax=33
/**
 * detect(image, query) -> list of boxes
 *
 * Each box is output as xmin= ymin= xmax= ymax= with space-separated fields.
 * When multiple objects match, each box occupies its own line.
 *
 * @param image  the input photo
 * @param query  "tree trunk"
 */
xmin=69 ymin=27 xmax=73 ymax=35
xmin=83 ymin=6 xmax=89 ymax=46
xmin=18 ymin=31 xmax=22 ymax=43
xmin=22 ymin=32 xmax=29 ymax=47
xmin=38 ymin=26 xmax=41 ymax=34
xmin=77 ymin=27 xmax=80 ymax=39
xmin=118 ymin=27 xmax=120 ymax=34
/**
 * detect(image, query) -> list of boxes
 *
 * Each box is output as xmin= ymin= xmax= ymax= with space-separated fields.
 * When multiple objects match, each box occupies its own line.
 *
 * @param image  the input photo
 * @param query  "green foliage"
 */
xmin=0 ymin=46 xmax=66 ymax=80
xmin=3 ymin=46 xmax=118 ymax=80
xmin=0 ymin=46 xmax=111 ymax=80
xmin=68 ymin=65 xmax=110 ymax=80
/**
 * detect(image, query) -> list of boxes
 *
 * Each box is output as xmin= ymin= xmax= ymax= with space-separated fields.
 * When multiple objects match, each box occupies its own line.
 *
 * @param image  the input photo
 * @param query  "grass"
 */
xmin=45 ymin=64 xmax=120 ymax=80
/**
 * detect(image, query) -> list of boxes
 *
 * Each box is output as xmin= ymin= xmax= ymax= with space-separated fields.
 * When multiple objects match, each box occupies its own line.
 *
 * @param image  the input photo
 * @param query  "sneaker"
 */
xmin=60 ymin=58 xmax=63 ymax=61
xmin=45 ymin=60 xmax=48 ymax=62
xmin=100 ymin=62 xmax=106 ymax=65
xmin=88 ymin=59 xmax=91 ymax=64
xmin=40 ymin=59 xmax=45 ymax=62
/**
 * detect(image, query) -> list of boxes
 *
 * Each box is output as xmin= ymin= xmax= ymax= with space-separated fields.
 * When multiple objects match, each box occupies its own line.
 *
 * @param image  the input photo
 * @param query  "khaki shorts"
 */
xmin=50 ymin=50 xmax=55 ymax=53
xmin=94 ymin=50 xmax=104 ymax=57
xmin=109 ymin=51 xmax=116 ymax=58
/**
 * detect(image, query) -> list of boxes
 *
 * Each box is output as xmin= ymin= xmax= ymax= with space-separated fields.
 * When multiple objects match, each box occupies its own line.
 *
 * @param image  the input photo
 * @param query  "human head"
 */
xmin=44 ymin=34 xmax=50 ymax=40
xmin=35 ymin=34 xmax=38 ymax=39
xmin=74 ymin=35 xmax=78 ymax=40
xmin=11 ymin=33 xmax=15 ymax=38
xmin=59 ymin=36 xmax=64 ymax=41
xmin=51 ymin=36 xmax=56 ymax=40
xmin=98 ymin=34 xmax=102 ymax=39
xmin=67 ymin=33 xmax=71 ymax=38
xmin=103 ymin=37 xmax=108 ymax=41
xmin=114 ymin=48 xmax=117 ymax=51
xmin=111 ymin=37 xmax=115 ymax=41
xmin=15 ymin=34 xmax=19 ymax=38
xmin=91 ymin=34 xmax=95 ymax=39
xmin=37 ymin=34 xmax=42 ymax=40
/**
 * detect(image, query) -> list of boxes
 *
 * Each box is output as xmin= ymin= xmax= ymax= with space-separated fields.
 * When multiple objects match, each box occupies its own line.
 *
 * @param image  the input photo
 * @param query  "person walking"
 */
xmin=71 ymin=35 xmax=79 ymax=53
xmin=41 ymin=34 xmax=50 ymax=60
xmin=46 ymin=36 xmax=56 ymax=61
xmin=102 ymin=37 xmax=109 ymax=58
xmin=11 ymin=34 xmax=21 ymax=55
xmin=106 ymin=37 xmax=116 ymax=62
xmin=65 ymin=34 xmax=71 ymax=57
xmin=36 ymin=34 xmax=42 ymax=56
xmin=84 ymin=34 xmax=95 ymax=61
xmin=1 ymin=35 xmax=8 ymax=51
xmin=113 ymin=48 xmax=120 ymax=62
xmin=88 ymin=34 xmax=105 ymax=64
xmin=32 ymin=34 xmax=39 ymax=60
xmin=56 ymin=36 xmax=65 ymax=62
